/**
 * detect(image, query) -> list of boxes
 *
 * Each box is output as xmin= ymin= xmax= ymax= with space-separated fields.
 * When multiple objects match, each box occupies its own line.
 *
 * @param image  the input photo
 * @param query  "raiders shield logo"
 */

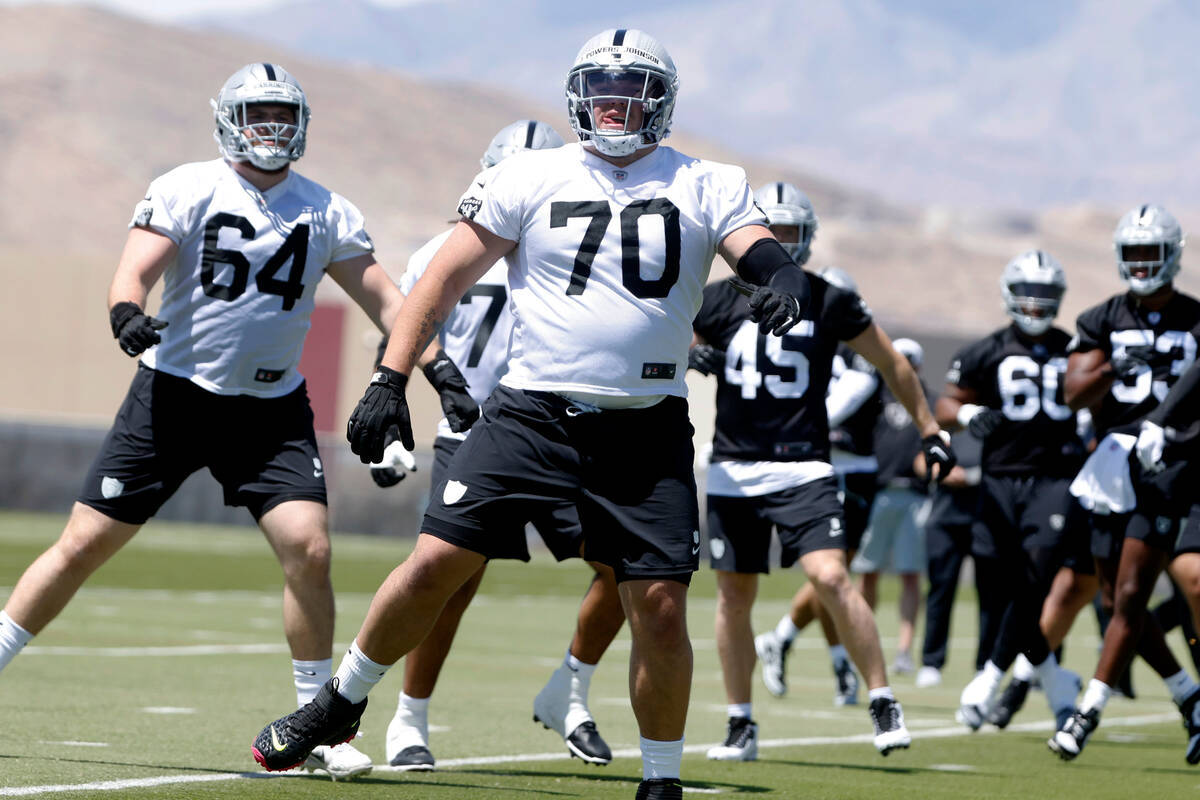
xmin=457 ymin=197 xmax=482 ymax=220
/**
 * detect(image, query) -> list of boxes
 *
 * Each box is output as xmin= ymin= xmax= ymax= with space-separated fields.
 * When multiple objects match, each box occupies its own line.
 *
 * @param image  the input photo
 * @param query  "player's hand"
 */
xmin=1109 ymin=345 xmax=1156 ymax=379
xmin=370 ymin=428 xmax=418 ymax=487
xmin=921 ymin=430 xmax=958 ymax=483
xmin=347 ymin=365 xmax=413 ymax=464
xmin=730 ymin=277 xmax=801 ymax=336
xmin=423 ymin=350 xmax=480 ymax=433
xmin=687 ymin=344 xmax=725 ymax=376
xmin=1136 ymin=420 xmax=1166 ymax=474
xmin=109 ymin=301 xmax=168 ymax=357
xmin=966 ymin=408 xmax=1006 ymax=440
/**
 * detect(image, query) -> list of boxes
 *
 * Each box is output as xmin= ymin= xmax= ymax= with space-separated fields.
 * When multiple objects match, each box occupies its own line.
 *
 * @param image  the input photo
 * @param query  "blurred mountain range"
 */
xmin=191 ymin=0 xmax=1200 ymax=211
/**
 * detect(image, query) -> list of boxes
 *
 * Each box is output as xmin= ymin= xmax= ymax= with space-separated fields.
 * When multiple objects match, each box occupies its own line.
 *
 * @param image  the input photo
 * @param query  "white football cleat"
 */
xmin=304 ymin=741 xmax=373 ymax=781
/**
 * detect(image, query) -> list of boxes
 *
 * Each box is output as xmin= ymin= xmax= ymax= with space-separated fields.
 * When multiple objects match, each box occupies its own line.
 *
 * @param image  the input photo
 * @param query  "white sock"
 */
xmin=293 ymin=658 xmax=332 ymax=707
xmin=829 ymin=644 xmax=849 ymax=668
xmin=1033 ymin=653 xmax=1076 ymax=712
xmin=640 ymin=736 xmax=684 ymax=780
xmin=1013 ymin=653 xmax=1038 ymax=683
xmin=982 ymin=660 xmax=1005 ymax=685
xmin=1031 ymin=653 xmax=1059 ymax=687
xmin=1164 ymin=670 xmax=1199 ymax=705
xmin=396 ymin=691 xmax=430 ymax=740
xmin=775 ymin=614 xmax=800 ymax=645
xmin=1080 ymin=679 xmax=1112 ymax=714
xmin=728 ymin=702 xmax=753 ymax=719
xmin=0 ymin=610 xmax=33 ymax=674
xmin=565 ymin=649 xmax=597 ymax=681
xmin=333 ymin=639 xmax=390 ymax=704
xmin=868 ymin=686 xmax=894 ymax=702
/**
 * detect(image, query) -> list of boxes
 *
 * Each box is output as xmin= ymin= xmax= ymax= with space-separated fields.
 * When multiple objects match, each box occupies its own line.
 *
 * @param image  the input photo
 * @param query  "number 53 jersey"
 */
xmin=461 ymin=143 xmax=766 ymax=400
xmin=131 ymin=159 xmax=374 ymax=397
xmin=947 ymin=325 xmax=1083 ymax=477
xmin=1071 ymin=291 xmax=1200 ymax=439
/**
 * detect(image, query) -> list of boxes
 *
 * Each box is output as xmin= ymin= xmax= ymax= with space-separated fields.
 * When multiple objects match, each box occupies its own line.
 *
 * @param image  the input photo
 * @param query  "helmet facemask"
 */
xmin=1003 ymin=281 xmax=1063 ymax=336
xmin=1117 ymin=240 xmax=1181 ymax=296
xmin=567 ymin=66 xmax=675 ymax=157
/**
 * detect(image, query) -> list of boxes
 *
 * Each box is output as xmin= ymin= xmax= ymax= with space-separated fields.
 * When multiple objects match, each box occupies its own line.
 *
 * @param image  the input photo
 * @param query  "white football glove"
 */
xmin=1135 ymin=420 xmax=1166 ymax=474
xmin=369 ymin=440 xmax=418 ymax=488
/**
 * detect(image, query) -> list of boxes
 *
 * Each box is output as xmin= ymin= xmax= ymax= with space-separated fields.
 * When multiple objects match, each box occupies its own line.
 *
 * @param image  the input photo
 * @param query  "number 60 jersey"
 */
xmin=1071 ymin=291 xmax=1200 ymax=439
xmin=131 ymin=159 xmax=374 ymax=397
xmin=459 ymin=143 xmax=766 ymax=400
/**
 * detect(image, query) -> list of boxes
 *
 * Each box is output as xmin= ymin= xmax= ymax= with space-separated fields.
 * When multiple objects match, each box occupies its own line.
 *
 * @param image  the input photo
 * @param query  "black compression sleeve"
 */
xmin=735 ymin=238 xmax=811 ymax=316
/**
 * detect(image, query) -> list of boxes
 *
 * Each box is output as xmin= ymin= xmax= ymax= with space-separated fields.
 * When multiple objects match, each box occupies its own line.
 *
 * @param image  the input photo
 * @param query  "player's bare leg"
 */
xmin=3 ymin=503 xmax=140 ymax=636
xmin=895 ymin=571 xmax=921 ymax=673
xmin=799 ymin=547 xmax=910 ymax=753
xmin=858 ymin=571 xmax=880 ymax=610
xmin=1041 ymin=567 xmax=1098 ymax=649
xmin=533 ymin=562 xmax=625 ymax=765
xmin=1169 ymin=554 xmax=1200 ymax=642
xmin=259 ymin=500 xmax=334 ymax=660
xmin=707 ymin=571 xmax=759 ymax=760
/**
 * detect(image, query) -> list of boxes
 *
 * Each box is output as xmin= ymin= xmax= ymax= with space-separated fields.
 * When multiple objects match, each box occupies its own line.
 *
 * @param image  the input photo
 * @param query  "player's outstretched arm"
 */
xmin=1063 ymin=349 xmax=1115 ymax=410
xmin=107 ymin=227 xmax=176 ymax=356
xmin=847 ymin=322 xmax=957 ymax=480
xmin=936 ymin=383 xmax=1004 ymax=441
xmin=327 ymin=253 xmax=406 ymax=335
xmin=718 ymin=224 xmax=811 ymax=336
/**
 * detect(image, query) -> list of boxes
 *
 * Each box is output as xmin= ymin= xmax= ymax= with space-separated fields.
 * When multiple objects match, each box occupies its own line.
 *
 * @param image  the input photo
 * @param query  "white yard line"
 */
xmin=0 ymin=711 xmax=1179 ymax=796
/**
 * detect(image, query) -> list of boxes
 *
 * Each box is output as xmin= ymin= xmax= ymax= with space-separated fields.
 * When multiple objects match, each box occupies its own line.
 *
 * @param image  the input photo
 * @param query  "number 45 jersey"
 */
xmin=947 ymin=325 xmax=1083 ymax=477
xmin=460 ymin=143 xmax=766 ymax=400
xmin=692 ymin=274 xmax=873 ymax=464
xmin=1071 ymin=292 xmax=1200 ymax=439
xmin=132 ymin=159 xmax=374 ymax=397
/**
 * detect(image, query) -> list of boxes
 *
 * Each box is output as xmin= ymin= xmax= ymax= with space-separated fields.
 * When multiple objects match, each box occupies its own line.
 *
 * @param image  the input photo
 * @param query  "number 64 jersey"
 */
xmin=132 ymin=159 xmax=374 ymax=397
xmin=1071 ymin=291 xmax=1200 ymax=439
xmin=459 ymin=142 xmax=766 ymax=401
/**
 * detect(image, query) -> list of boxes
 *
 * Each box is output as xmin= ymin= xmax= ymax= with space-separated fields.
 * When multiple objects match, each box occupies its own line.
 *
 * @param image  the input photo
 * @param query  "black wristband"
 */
xmin=422 ymin=349 xmax=455 ymax=389
xmin=109 ymin=301 xmax=143 ymax=338
xmin=371 ymin=364 xmax=408 ymax=392
xmin=735 ymin=238 xmax=811 ymax=315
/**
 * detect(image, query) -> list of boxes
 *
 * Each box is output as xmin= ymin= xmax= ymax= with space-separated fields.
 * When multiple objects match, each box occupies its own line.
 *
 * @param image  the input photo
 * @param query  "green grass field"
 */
xmin=0 ymin=510 xmax=1196 ymax=799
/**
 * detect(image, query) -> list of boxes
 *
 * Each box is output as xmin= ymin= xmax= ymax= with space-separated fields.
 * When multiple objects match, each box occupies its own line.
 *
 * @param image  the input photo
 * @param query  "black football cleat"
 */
xmin=988 ymin=678 xmax=1031 ymax=729
xmin=636 ymin=777 xmax=683 ymax=800
xmin=252 ymin=679 xmax=367 ymax=772
xmin=565 ymin=720 xmax=613 ymax=765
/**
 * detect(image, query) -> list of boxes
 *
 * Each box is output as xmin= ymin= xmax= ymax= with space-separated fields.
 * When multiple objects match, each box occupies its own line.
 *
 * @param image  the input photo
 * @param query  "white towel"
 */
xmin=1069 ymin=433 xmax=1137 ymax=515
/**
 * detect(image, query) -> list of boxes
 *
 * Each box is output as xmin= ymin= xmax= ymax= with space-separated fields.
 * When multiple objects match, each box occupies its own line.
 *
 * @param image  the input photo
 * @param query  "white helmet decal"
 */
xmin=1113 ymin=204 xmax=1184 ymax=296
xmin=1000 ymin=250 xmax=1067 ymax=337
xmin=566 ymin=29 xmax=679 ymax=158
xmin=211 ymin=63 xmax=309 ymax=171
xmin=753 ymin=182 xmax=818 ymax=265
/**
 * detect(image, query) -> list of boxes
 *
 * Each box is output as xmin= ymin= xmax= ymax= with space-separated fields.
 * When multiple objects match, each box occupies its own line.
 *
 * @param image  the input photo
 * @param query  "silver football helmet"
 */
xmin=481 ymin=120 xmax=565 ymax=169
xmin=1113 ymin=204 xmax=1184 ymax=296
xmin=212 ymin=63 xmax=309 ymax=171
xmin=566 ymin=29 xmax=678 ymax=158
xmin=1000 ymin=250 xmax=1066 ymax=337
xmin=753 ymin=182 xmax=818 ymax=265
xmin=818 ymin=266 xmax=857 ymax=293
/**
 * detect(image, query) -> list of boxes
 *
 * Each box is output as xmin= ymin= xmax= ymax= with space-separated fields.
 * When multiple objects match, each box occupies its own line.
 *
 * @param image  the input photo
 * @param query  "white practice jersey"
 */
xmin=401 ymin=229 xmax=512 ymax=441
xmin=458 ymin=143 xmax=766 ymax=400
xmin=132 ymin=159 xmax=374 ymax=397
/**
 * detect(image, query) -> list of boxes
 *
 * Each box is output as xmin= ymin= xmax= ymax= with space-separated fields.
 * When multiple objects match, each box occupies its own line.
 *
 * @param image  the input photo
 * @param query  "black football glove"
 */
xmin=966 ymin=408 xmax=1006 ymax=440
xmin=423 ymin=349 xmax=480 ymax=433
xmin=109 ymin=301 xmax=168 ymax=357
xmin=921 ymin=431 xmax=958 ymax=483
xmin=1109 ymin=345 xmax=1156 ymax=379
xmin=369 ymin=426 xmax=418 ymax=487
xmin=730 ymin=277 xmax=802 ymax=336
xmin=347 ymin=365 xmax=413 ymax=464
xmin=687 ymin=344 xmax=725 ymax=376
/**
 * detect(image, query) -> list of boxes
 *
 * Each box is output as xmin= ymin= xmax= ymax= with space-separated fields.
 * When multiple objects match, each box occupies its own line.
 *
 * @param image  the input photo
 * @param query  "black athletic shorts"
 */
xmin=1125 ymin=458 xmax=1200 ymax=555
xmin=79 ymin=365 xmax=326 ymax=524
xmin=432 ymin=435 xmax=583 ymax=561
xmin=422 ymin=386 xmax=699 ymax=584
xmin=706 ymin=475 xmax=846 ymax=574
xmin=978 ymin=474 xmax=1079 ymax=563
xmin=838 ymin=470 xmax=878 ymax=553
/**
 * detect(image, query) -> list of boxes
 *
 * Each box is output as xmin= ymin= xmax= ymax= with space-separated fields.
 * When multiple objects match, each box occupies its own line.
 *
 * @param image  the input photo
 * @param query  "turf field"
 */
xmin=0 ymin=510 xmax=1195 ymax=799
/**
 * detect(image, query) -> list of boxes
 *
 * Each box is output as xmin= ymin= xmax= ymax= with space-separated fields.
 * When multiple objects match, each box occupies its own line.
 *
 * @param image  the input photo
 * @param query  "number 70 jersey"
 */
xmin=133 ymin=159 xmax=374 ymax=397
xmin=461 ymin=143 xmax=767 ymax=400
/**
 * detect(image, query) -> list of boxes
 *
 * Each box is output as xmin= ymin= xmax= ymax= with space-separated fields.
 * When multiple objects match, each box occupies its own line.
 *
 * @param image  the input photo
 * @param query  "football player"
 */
xmin=693 ymin=204 xmax=956 ymax=760
xmin=253 ymin=30 xmax=817 ymax=800
xmin=371 ymin=121 xmax=622 ymax=770
xmin=0 ymin=64 xmax=401 ymax=780
xmin=1051 ymin=206 xmax=1200 ymax=762
xmin=753 ymin=262 xmax=880 ymax=707
xmin=936 ymin=251 xmax=1085 ymax=731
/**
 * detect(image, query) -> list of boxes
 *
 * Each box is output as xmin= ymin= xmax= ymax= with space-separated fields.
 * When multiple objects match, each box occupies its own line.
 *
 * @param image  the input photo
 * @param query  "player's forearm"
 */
xmin=1064 ymin=364 xmax=1113 ymax=410
xmin=1148 ymin=360 xmax=1200 ymax=427
xmin=380 ymin=279 xmax=452 ymax=376
xmin=879 ymin=356 xmax=939 ymax=438
xmin=934 ymin=395 xmax=964 ymax=431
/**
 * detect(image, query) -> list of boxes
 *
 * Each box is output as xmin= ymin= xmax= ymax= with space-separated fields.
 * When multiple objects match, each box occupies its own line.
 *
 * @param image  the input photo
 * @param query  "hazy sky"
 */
xmin=0 ymin=0 xmax=427 ymax=22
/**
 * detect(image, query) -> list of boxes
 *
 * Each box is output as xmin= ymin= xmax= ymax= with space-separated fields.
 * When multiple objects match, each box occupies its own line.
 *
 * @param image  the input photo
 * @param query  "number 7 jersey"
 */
xmin=132 ymin=159 xmax=374 ymax=397
xmin=460 ymin=142 xmax=766 ymax=399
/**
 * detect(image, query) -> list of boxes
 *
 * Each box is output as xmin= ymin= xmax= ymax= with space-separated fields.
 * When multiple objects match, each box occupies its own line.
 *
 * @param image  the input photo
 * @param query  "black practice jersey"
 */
xmin=830 ymin=344 xmax=883 ymax=456
xmin=1072 ymin=291 xmax=1200 ymax=438
xmin=873 ymin=379 xmax=932 ymax=489
xmin=693 ymin=274 xmax=873 ymax=463
xmin=948 ymin=324 xmax=1084 ymax=477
